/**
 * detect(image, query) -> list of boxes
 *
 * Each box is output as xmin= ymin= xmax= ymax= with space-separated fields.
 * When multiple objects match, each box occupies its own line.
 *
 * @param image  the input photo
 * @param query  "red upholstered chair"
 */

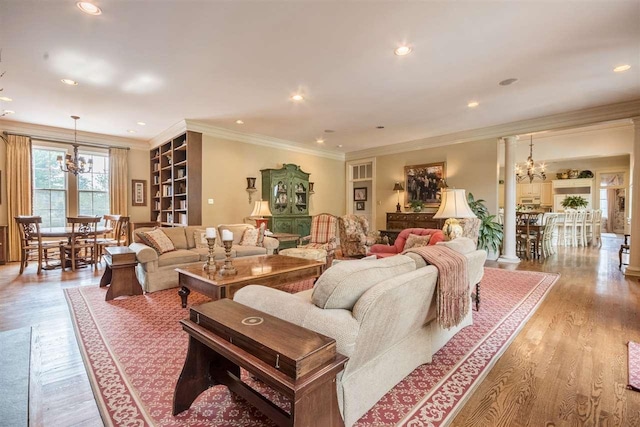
xmin=369 ymin=228 xmax=445 ymax=258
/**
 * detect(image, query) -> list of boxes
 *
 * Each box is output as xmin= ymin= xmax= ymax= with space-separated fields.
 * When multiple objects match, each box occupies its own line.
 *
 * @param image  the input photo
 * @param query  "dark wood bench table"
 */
xmin=173 ymin=299 xmax=347 ymax=427
xmin=99 ymin=246 xmax=141 ymax=301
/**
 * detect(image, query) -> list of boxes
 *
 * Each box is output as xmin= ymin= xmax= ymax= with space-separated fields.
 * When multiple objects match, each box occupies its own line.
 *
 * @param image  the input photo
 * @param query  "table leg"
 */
xmin=100 ymin=265 xmax=112 ymax=287
xmin=179 ymin=286 xmax=191 ymax=308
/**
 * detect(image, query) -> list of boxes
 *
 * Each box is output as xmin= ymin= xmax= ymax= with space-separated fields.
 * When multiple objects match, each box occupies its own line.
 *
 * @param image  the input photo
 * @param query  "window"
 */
xmin=78 ymin=152 xmax=109 ymax=217
xmin=32 ymin=147 xmax=67 ymax=227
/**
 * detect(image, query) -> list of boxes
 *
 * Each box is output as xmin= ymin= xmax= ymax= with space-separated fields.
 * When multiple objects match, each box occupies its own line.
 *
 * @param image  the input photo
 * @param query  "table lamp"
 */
xmin=433 ymin=188 xmax=477 ymax=240
xmin=250 ymin=200 xmax=272 ymax=230
xmin=393 ymin=182 xmax=404 ymax=213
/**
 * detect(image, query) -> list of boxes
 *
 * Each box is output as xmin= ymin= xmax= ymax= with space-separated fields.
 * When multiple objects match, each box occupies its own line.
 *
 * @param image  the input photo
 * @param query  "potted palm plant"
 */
xmin=467 ymin=193 xmax=503 ymax=259
xmin=561 ymin=195 xmax=588 ymax=210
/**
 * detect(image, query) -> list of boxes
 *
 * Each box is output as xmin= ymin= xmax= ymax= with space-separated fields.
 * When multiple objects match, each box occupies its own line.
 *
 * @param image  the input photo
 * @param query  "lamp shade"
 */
xmin=250 ymin=200 xmax=272 ymax=218
xmin=393 ymin=182 xmax=404 ymax=191
xmin=432 ymin=189 xmax=476 ymax=219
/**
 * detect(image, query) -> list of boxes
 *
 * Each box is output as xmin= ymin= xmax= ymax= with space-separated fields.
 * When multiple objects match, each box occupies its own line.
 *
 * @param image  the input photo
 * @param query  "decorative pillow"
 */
xmin=193 ymin=228 xmax=208 ymax=249
xmin=404 ymin=233 xmax=431 ymax=249
xmin=137 ymin=228 xmax=176 ymax=254
xmin=240 ymin=227 xmax=259 ymax=246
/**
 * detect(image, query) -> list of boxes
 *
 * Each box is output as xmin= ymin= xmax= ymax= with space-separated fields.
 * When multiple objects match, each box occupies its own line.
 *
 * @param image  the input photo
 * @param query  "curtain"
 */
xmin=109 ymin=148 xmax=128 ymax=215
xmin=6 ymin=135 xmax=32 ymax=262
xmin=606 ymin=188 xmax=616 ymax=233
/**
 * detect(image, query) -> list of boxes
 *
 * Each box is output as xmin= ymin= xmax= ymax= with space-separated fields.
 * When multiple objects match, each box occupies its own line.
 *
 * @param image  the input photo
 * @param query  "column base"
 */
xmin=624 ymin=266 xmax=640 ymax=280
xmin=497 ymin=255 xmax=521 ymax=264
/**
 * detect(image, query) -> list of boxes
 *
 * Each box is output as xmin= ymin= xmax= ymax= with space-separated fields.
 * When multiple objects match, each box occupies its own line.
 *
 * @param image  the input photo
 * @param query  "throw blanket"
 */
xmin=403 ymin=245 xmax=469 ymax=329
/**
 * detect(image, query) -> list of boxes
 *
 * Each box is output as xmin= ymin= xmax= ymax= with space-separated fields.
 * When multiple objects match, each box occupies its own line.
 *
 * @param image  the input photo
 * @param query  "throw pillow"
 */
xmin=256 ymin=222 xmax=266 ymax=247
xmin=404 ymin=233 xmax=431 ymax=249
xmin=193 ymin=229 xmax=208 ymax=249
xmin=137 ymin=228 xmax=176 ymax=255
xmin=239 ymin=227 xmax=259 ymax=246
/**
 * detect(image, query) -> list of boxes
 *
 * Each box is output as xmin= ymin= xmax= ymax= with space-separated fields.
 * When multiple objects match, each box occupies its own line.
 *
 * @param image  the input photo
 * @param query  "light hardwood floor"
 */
xmin=0 ymin=235 xmax=638 ymax=426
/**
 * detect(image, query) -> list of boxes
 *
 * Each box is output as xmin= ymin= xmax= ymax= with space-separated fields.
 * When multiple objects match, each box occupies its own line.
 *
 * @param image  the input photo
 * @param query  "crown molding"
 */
xmin=183 ymin=120 xmax=345 ymax=161
xmin=148 ymin=119 xmax=188 ymax=148
xmin=0 ymin=119 xmax=148 ymax=149
xmin=346 ymin=99 xmax=640 ymax=160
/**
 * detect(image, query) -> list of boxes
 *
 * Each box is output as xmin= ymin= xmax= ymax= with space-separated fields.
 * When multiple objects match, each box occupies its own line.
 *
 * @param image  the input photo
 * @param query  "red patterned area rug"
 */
xmin=65 ymin=268 xmax=558 ymax=427
xmin=629 ymin=341 xmax=640 ymax=392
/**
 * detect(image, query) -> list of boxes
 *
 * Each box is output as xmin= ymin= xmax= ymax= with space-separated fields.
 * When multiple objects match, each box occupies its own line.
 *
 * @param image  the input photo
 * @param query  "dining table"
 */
xmin=40 ymin=225 xmax=112 ymax=269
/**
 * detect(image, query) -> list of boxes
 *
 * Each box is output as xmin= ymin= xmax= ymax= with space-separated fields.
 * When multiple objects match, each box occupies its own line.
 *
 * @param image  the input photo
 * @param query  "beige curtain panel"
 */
xmin=109 ymin=147 xmax=128 ymax=216
xmin=6 ymin=135 xmax=33 ymax=262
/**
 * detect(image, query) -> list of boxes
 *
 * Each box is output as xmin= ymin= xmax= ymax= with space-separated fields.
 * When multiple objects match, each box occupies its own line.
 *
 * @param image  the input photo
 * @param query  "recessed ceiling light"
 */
xmin=614 ymin=64 xmax=631 ymax=72
xmin=467 ymin=101 xmax=479 ymax=108
xmin=0 ymin=96 xmax=13 ymax=102
xmin=127 ymin=129 xmax=136 ymax=134
xmin=3 ymin=110 xmax=15 ymax=115
xmin=376 ymin=126 xmax=385 ymax=129
xmin=76 ymin=2 xmax=102 ymax=15
xmin=61 ymin=78 xmax=78 ymax=86
xmin=235 ymin=119 xmax=244 ymax=125
xmin=291 ymin=94 xmax=304 ymax=101
xmin=136 ymin=121 xmax=146 ymax=126
xmin=337 ymin=144 xmax=343 ymax=148
xmin=499 ymin=78 xmax=518 ymax=86
xmin=394 ymin=46 xmax=412 ymax=56
xmin=316 ymin=138 xmax=324 ymax=144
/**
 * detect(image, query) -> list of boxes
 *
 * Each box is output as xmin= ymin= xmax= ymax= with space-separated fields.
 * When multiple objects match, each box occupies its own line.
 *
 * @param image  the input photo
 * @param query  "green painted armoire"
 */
xmin=261 ymin=164 xmax=311 ymax=237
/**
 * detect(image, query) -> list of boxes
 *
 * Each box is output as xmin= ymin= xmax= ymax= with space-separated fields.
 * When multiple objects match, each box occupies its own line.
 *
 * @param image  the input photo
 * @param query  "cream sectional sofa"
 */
xmin=129 ymin=224 xmax=279 ymax=293
xmin=234 ymin=238 xmax=486 ymax=427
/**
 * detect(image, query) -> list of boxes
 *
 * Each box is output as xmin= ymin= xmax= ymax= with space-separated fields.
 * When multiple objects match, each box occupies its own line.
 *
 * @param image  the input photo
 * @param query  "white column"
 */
xmin=625 ymin=117 xmax=640 ymax=279
xmin=498 ymin=136 xmax=521 ymax=263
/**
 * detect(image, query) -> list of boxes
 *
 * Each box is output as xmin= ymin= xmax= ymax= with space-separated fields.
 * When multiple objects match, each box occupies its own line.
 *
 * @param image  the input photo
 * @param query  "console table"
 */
xmin=386 ymin=212 xmax=443 ymax=230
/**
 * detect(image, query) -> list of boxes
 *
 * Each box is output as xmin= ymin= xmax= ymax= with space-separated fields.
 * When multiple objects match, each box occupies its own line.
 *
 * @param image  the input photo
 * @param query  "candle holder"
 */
xmin=219 ymin=239 xmax=237 ymax=276
xmin=202 ymin=237 xmax=217 ymax=272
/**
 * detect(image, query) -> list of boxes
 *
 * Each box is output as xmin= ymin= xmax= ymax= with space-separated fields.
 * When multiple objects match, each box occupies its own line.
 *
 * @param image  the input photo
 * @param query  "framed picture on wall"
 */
xmin=132 ymin=179 xmax=147 ymax=206
xmin=404 ymin=162 xmax=445 ymax=208
xmin=356 ymin=201 xmax=365 ymax=211
xmin=354 ymin=187 xmax=367 ymax=201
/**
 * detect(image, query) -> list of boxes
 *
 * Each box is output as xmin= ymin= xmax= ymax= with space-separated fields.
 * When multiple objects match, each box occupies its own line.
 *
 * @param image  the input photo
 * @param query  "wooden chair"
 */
xmin=516 ymin=212 xmax=543 ymax=260
xmin=60 ymin=216 xmax=101 ymax=271
xmin=619 ymin=234 xmax=630 ymax=269
xmin=558 ymin=210 xmax=576 ymax=247
xmin=96 ymin=216 xmax=130 ymax=263
xmin=540 ymin=214 xmax=558 ymax=258
xmin=298 ymin=213 xmax=338 ymax=264
xmin=15 ymin=216 xmax=61 ymax=274
xmin=573 ymin=210 xmax=587 ymax=247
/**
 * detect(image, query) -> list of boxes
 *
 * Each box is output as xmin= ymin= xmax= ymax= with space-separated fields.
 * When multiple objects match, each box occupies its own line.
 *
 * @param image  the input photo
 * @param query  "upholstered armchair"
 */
xmin=369 ymin=228 xmax=445 ymax=258
xmin=458 ymin=217 xmax=481 ymax=247
xmin=298 ymin=213 xmax=338 ymax=263
xmin=338 ymin=214 xmax=378 ymax=257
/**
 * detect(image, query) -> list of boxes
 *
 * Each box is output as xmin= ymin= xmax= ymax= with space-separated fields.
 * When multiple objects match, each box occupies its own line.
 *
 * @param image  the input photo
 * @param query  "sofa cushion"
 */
xmin=137 ymin=228 xmax=176 ymax=254
xmin=233 ymin=245 xmax=267 ymax=257
xmin=436 ymin=237 xmax=476 ymax=254
xmin=157 ymin=249 xmax=200 ymax=267
xmin=240 ymin=227 xmax=259 ymax=246
xmin=404 ymin=233 xmax=431 ymax=249
xmin=193 ymin=229 xmax=208 ymax=249
xmin=312 ymin=254 xmax=416 ymax=310
xmin=191 ymin=246 xmax=228 ymax=261
xmin=161 ymin=227 xmax=188 ymax=249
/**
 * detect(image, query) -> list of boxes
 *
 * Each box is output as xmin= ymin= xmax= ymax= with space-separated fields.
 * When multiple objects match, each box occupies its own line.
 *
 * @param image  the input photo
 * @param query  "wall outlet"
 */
xmin=207 ymin=199 xmax=214 ymax=205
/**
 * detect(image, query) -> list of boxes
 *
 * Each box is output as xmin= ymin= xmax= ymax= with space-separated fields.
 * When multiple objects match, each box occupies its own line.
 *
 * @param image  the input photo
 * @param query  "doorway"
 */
xmin=346 ymin=159 xmax=376 ymax=227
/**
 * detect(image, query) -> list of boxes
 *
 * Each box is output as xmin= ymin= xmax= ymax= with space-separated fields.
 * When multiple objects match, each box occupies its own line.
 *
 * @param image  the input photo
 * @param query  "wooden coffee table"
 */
xmin=176 ymin=255 xmax=324 ymax=308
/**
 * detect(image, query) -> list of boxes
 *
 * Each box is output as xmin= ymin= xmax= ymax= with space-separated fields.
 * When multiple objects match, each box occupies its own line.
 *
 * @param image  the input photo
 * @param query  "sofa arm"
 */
xmin=465 ymin=249 xmax=487 ymax=288
xmin=129 ymin=242 xmax=158 ymax=264
xmin=369 ymin=243 xmax=397 ymax=254
xmin=262 ymin=236 xmax=279 ymax=254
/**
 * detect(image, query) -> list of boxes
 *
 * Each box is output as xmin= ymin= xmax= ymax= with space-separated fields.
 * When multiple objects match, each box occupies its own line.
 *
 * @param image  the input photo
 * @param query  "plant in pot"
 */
xmin=561 ymin=195 xmax=588 ymax=210
xmin=467 ymin=193 xmax=503 ymax=257
xmin=409 ymin=199 xmax=423 ymax=212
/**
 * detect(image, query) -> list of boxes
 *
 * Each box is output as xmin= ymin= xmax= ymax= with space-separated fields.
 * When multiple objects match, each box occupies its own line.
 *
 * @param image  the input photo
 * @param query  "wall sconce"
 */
xmin=393 ymin=182 xmax=404 ymax=213
xmin=246 ymin=177 xmax=257 ymax=204
xmin=309 ymin=182 xmax=315 ymax=194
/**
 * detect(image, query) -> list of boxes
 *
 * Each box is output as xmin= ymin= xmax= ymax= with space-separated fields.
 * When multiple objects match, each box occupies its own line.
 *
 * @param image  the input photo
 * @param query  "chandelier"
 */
xmin=515 ymin=135 xmax=546 ymax=183
xmin=57 ymin=116 xmax=93 ymax=175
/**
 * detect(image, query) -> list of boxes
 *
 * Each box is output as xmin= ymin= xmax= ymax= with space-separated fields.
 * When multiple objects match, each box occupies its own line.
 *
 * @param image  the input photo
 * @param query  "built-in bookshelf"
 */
xmin=149 ymin=131 xmax=202 ymax=226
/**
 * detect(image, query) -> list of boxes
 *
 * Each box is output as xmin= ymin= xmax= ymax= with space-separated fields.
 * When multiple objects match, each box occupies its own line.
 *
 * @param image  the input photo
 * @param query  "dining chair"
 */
xmin=573 ymin=211 xmax=587 ymax=247
xmin=60 ymin=216 xmax=101 ymax=271
xmin=558 ymin=210 xmax=576 ymax=247
xmin=95 ymin=216 xmax=130 ymax=263
xmin=15 ymin=216 xmax=61 ymax=274
xmin=540 ymin=214 xmax=558 ymax=258
xmin=587 ymin=209 xmax=603 ymax=247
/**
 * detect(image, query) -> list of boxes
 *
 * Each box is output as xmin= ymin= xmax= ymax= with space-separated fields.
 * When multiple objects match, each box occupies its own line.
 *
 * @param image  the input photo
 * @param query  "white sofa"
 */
xmin=129 ymin=224 xmax=279 ymax=293
xmin=233 ymin=238 xmax=486 ymax=427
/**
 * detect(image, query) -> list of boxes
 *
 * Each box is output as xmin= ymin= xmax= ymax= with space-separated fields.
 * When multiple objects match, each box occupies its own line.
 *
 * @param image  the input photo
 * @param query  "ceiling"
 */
xmin=1 ymin=1 xmax=639 ymax=153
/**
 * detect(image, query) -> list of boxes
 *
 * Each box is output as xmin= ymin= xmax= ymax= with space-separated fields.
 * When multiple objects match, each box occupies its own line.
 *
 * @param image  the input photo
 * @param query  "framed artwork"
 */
xmin=356 ymin=201 xmax=365 ymax=211
xmin=404 ymin=162 xmax=446 ymax=207
xmin=132 ymin=179 xmax=147 ymax=207
xmin=354 ymin=187 xmax=367 ymax=201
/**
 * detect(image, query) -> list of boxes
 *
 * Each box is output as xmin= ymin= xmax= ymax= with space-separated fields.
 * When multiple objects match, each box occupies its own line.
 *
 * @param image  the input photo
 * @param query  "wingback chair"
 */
xmin=369 ymin=228 xmax=445 ymax=258
xmin=458 ymin=217 xmax=481 ymax=247
xmin=338 ymin=214 xmax=378 ymax=257
xmin=298 ymin=213 xmax=338 ymax=264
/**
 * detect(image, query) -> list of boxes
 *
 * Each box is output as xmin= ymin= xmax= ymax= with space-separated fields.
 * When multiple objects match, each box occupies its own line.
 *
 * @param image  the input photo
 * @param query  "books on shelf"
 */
xmin=162 ymin=185 xmax=173 ymax=197
xmin=178 ymin=213 xmax=187 ymax=225
xmin=179 ymin=200 xmax=187 ymax=210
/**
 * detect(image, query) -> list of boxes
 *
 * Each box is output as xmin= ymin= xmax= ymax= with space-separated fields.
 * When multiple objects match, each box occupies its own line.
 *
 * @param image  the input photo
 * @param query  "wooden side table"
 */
xmin=173 ymin=299 xmax=347 ymax=426
xmin=100 ymin=246 xmax=141 ymax=301
xmin=269 ymin=232 xmax=301 ymax=253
